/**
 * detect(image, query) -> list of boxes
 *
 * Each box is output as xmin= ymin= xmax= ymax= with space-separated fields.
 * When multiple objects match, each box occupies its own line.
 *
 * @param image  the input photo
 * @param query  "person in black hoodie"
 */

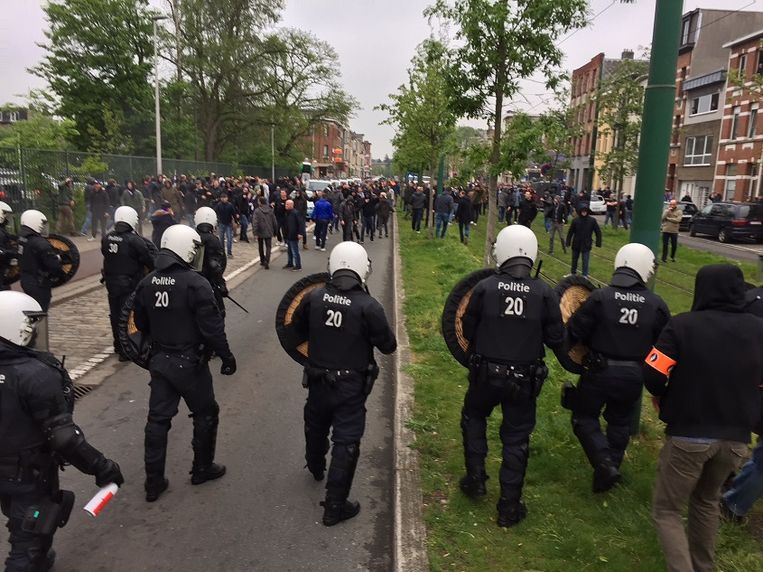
xmin=517 ymin=191 xmax=538 ymax=228
xmin=644 ymin=264 xmax=763 ymax=572
xmin=566 ymin=206 xmax=602 ymax=277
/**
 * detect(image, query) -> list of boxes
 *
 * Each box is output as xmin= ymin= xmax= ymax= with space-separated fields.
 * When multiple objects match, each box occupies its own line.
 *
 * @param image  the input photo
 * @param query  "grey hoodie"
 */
xmin=252 ymin=204 xmax=278 ymax=238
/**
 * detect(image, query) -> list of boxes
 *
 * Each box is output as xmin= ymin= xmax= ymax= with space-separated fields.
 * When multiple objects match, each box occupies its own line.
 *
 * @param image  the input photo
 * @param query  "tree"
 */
xmin=379 ymin=39 xmax=457 ymax=237
xmin=499 ymin=113 xmax=545 ymax=180
xmin=426 ymin=0 xmax=588 ymax=264
xmin=536 ymin=99 xmax=580 ymax=180
xmin=0 ymin=107 xmax=78 ymax=150
xmin=32 ymin=0 xmax=154 ymax=154
xmin=595 ymin=58 xmax=648 ymax=196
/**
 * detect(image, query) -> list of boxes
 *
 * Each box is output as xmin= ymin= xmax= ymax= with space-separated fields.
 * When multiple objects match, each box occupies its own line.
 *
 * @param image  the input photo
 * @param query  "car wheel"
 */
xmin=689 ymin=224 xmax=696 ymax=237
xmin=718 ymin=228 xmax=730 ymax=243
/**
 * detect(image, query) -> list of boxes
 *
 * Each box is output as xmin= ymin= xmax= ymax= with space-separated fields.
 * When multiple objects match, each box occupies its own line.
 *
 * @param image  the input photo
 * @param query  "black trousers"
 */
xmin=360 ymin=216 xmax=375 ymax=242
xmin=411 ymin=208 xmax=423 ymax=231
xmin=304 ymin=375 xmax=367 ymax=502
xmin=0 ymin=470 xmax=58 ymax=572
xmin=661 ymin=232 xmax=678 ymax=262
xmin=107 ymin=292 xmax=129 ymax=355
xmin=342 ymin=220 xmax=354 ymax=241
xmin=461 ymin=376 xmax=537 ymax=502
xmin=571 ymin=362 xmax=643 ymax=470
xmin=145 ymin=353 xmax=219 ymax=483
xmin=20 ymin=277 xmax=52 ymax=312
xmin=314 ymin=220 xmax=329 ymax=248
xmin=258 ymin=237 xmax=272 ymax=265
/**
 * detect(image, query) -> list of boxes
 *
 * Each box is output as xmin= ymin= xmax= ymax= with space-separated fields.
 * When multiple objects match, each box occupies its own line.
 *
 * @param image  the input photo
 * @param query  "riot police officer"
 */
xmin=133 ymin=224 xmax=237 ymax=502
xmin=0 ymin=291 xmax=123 ymax=572
xmin=195 ymin=206 xmax=228 ymax=317
xmin=101 ymin=206 xmax=155 ymax=361
xmin=566 ymin=243 xmax=670 ymax=492
xmin=459 ymin=225 xmax=573 ymax=527
xmin=291 ymin=241 xmax=396 ymax=526
xmin=18 ymin=210 xmax=62 ymax=312
xmin=0 ymin=201 xmax=15 ymax=291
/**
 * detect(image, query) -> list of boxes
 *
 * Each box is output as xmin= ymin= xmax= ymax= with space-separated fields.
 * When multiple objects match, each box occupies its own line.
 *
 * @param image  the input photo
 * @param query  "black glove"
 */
xmin=95 ymin=459 xmax=124 ymax=488
xmin=220 ymin=354 xmax=237 ymax=376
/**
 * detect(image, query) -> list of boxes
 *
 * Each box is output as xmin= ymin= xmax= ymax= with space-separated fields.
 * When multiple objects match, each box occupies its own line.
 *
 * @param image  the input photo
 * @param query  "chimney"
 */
xmin=621 ymin=49 xmax=634 ymax=60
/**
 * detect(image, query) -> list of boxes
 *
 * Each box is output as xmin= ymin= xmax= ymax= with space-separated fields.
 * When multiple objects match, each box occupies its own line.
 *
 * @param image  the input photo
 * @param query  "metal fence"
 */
xmin=0 ymin=145 xmax=291 ymax=220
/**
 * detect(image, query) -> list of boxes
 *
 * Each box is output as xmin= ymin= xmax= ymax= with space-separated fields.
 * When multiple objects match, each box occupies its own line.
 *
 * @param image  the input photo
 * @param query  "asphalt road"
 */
xmin=35 ymin=231 xmax=396 ymax=572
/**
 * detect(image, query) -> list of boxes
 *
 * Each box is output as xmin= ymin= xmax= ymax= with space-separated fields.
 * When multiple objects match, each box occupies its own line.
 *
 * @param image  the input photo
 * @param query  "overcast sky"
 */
xmin=0 ymin=0 xmax=755 ymax=158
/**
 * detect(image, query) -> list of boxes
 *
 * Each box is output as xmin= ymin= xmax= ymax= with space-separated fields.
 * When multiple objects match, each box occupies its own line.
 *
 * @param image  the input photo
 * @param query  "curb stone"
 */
xmin=392 ymin=213 xmax=429 ymax=571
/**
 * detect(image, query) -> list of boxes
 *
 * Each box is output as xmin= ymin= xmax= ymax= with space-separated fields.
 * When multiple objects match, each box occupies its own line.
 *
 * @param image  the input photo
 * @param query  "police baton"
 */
xmin=224 ymin=293 xmax=249 ymax=314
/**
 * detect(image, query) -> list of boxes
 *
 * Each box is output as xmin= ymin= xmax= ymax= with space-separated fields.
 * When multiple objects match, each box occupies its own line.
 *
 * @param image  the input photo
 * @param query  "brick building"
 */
xmin=568 ymin=53 xmax=604 ymax=191
xmin=713 ymin=29 xmax=763 ymax=202
xmin=301 ymin=120 xmax=372 ymax=179
xmin=667 ymin=8 xmax=763 ymax=204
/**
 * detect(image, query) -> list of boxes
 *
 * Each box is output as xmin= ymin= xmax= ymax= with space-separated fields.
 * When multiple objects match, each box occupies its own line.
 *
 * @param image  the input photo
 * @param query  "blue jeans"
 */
xmin=498 ymin=206 xmax=506 ymax=222
xmin=571 ymin=249 xmax=590 ymax=276
xmin=287 ymin=239 xmax=301 ymax=268
xmin=723 ymin=441 xmax=763 ymax=516
xmin=239 ymin=214 xmax=249 ymax=239
xmin=219 ymin=223 xmax=233 ymax=255
xmin=544 ymin=215 xmax=552 ymax=233
xmin=604 ymin=210 xmax=616 ymax=228
xmin=80 ymin=208 xmax=92 ymax=234
xmin=435 ymin=212 xmax=450 ymax=238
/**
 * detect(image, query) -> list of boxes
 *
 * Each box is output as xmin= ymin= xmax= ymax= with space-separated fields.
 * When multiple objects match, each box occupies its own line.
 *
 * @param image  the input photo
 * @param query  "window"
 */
xmin=7 ymin=112 xmax=17 ymax=123
xmin=322 ymin=144 xmax=329 ymax=159
xmin=690 ymin=93 xmax=720 ymax=115
xmin=731 ymin=106 xmax=741 ymax=139
xmin=725 ymin=164 xmax=737 ymax=200
xmin=322 ymin=125 xmax=329 ymax=137
xmin=750 ymin=106 xmax=759 ymax=138
xmin=757 ymin=50 xmax=763 ymax=76
xmin=681 ymin=18 xmax=691 ymax=45
xmin=684 ymin=135 xmax=713 ymax=165
xmin=739 ymin=53 xmax=748 ymax=76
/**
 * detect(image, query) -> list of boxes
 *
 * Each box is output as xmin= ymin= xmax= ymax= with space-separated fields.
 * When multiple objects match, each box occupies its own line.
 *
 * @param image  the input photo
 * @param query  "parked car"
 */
xmin=665 ymin=201 xmax=698 ymax=231
xmin=689 ymin=202 xmax=763 ymax=243
xmin=588 ymin=194 xmax=606 ymax=214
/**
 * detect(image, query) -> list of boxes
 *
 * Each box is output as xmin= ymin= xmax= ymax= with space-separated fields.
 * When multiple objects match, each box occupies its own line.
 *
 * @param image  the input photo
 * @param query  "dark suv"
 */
xmin=689 ymin=202 xmax=763 ymax=243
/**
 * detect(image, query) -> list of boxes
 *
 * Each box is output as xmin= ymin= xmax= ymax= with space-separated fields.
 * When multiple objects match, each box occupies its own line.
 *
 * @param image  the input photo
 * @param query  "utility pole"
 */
xmin=152 ymin=15 xmax=169 ymax=176
xmin=628 ymin=0 xmax=683 ymax=435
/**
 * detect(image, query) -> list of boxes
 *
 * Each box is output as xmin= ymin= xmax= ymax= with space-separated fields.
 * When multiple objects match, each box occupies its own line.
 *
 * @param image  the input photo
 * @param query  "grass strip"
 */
xmin=397 ymin=211 xmax=763 ymax=571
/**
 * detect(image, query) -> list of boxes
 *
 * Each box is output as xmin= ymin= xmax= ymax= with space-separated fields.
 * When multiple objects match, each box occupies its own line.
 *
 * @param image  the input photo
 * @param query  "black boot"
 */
xmin=321 ymin=499 xmax=361 ymax=526
xmin=145 ymin=477 xmax=169 ymax=502
xmin=459 ymin=472 xmax=488 ymax=498
xmin=496 ymin=498 xmax=527 ymax=528
xmin=592 ymin=463 xmax=621 ymax=493
xmin=191 ymin=463 xmax=226 ymax=485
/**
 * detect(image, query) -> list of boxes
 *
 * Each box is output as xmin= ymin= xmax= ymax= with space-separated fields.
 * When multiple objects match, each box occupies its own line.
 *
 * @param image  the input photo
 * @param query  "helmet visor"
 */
xmin=190 ymin=242 xmax=205 ymax=272
xmin=22 ymin=310 xmax=47 ymax=350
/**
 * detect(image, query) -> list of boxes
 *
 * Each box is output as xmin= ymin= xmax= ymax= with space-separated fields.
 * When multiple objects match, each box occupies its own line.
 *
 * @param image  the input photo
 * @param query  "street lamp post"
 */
xmin=152 ymin=15 xmax=169 ymax=176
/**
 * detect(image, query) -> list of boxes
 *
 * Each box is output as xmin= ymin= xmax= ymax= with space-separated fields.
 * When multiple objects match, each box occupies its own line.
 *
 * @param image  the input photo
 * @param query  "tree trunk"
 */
xmin=428 ymin=157 xmax=436 ymax=239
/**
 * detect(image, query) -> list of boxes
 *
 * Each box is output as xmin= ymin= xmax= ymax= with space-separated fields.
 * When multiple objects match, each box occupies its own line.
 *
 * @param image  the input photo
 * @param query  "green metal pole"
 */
xmin=629 ymin=0 xmax=683 ymax=436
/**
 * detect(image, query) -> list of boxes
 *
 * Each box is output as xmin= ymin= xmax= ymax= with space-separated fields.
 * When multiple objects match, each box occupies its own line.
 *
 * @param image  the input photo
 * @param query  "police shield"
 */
xmin=555 ymin=275 xmax=596 ymax=365
xmin=47 ymin=233 xmax=80 ymax=287
xmin=441 ymin=268 xmax=496 ymax=367
xmin=275 ymin=272 xmax=331 ymax=366
xmin=117 ymin=290 xmax=150 ymax=369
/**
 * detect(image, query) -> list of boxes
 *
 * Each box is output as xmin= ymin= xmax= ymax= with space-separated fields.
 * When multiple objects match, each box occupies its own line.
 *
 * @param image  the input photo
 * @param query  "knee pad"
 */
xmin=146 ymin=416 xmax=172 ymax=434
xmin=332 ymin=442 xmax=360 ymax=470
xmin=191 ymin=402 xmax=220 ymax=426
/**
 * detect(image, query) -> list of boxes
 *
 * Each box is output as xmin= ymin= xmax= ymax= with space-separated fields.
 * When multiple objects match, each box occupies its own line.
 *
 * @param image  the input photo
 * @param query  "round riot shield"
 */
xmin=554 ymin=275 xmax=596 ymax=365
xmin=275 ymin=272 xmax=331 ymax=366
xmin=441 ymin=268 xmax=496 ymax=367
xmin=118 ymin=290 xmax=150 ymax=369
xmin=1 ymin=236 xmax=20 ymax=286
xmin=47 ymin=234 xmax=80 ymax=287
xmin=142 ymin=236 xmax=158 ymax=274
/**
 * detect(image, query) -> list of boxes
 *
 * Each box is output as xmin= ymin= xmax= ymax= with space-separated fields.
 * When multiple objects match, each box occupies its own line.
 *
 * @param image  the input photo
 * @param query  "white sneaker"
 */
xmin=87 ymin=237 xmax=95 ymax=242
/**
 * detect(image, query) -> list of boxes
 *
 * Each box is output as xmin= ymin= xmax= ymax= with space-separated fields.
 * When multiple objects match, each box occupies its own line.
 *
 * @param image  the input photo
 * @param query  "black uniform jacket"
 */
xmin=18 ymin=227 xmax=62 ymax=288
xmin=101 ymin=223 xmax=155 ymax=296
xmin=133 ymin=251 xmax=232 ymax=359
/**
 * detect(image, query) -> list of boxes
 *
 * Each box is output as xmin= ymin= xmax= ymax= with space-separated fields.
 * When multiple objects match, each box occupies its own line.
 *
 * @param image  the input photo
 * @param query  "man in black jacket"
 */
xmin=283 ymin=200 xmax=303 ymax=271
xmin=517 ymin=191 xmax=537 ymax=228
xmin=566 ymin=206 xmax=602 ymax=277
xmin=644 ymin=264 xmax=763 ymax=572
xmin=133 ymin=225 xmax=236 ymax=502
xmin=195 ymin=207 xmax=228 ymax=317
xmin=101 ymin=206 xmax=155 ymax=361
xmin=567 ymin=243 xmax=670 ymax=492
xmin=410 ymin=187 xmax=426 ymax=232
xmin=89 ymin=181 xmax=110 ymax=241
xmin=18 ymin=210 xmax=62 ymax=312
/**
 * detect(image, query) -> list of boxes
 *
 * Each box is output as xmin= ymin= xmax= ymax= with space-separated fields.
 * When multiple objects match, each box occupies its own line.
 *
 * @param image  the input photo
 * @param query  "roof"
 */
xmin=722 ymin=28 xmax=763 ymax=48
xmin=683 ymin=69 xmax=727 ymax=91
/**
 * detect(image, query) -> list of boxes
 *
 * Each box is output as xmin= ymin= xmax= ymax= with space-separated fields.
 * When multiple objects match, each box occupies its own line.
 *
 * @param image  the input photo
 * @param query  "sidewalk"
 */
xmin=49 ymin=235 xmax=302 ymax=384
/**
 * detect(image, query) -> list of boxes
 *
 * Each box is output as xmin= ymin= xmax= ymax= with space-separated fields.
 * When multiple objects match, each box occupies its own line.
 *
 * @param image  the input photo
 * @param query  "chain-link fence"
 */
xmin=0 ymin=145 xmax=291 ymax=223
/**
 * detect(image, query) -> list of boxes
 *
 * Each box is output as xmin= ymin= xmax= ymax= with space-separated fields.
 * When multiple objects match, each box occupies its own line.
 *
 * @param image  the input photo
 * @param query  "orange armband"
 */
xmin=645 ymin=347 xmax=677 ymax=376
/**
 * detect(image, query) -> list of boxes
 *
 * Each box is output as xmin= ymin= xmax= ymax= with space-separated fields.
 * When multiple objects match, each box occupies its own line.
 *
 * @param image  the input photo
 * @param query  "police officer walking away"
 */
xmin=0 ymin=291 xmax=123 ymax=572
xmin=565 ymin=244 xmax=670 ymax=492
xmin=291 ymin=242 xmax=396 ymax=526
xmin=18 ymin=210 xmax=62 ymax=312
xmin=101 ymin=206 xmax=155 ymax=361
xmin=195 ymin=206 xmax=228 ymax=317
xmin=133 ymin=225 xmax=237 ymax=502
xmin=458 ymin=225 xmax=575 ymax=527
xmin=0 ymin=201 xmax=15 ymax=291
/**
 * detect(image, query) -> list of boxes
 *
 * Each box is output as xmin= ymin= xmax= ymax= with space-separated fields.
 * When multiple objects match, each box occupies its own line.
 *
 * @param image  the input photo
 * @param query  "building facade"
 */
xmin=713 ymin=29 xmax=763 ymax=202
xmin=668 ymin=8 xmax=763 ymax=204
xmin=301 ymin=121 xmax=372 ymax=179
xmin=568 ymin=53 xmax=605 ymax=192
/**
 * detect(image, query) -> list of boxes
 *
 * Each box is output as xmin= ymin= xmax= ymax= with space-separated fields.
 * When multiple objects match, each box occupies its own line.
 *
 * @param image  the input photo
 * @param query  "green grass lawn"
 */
xmin=397 ymin=211 xmax=763 ymax=572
